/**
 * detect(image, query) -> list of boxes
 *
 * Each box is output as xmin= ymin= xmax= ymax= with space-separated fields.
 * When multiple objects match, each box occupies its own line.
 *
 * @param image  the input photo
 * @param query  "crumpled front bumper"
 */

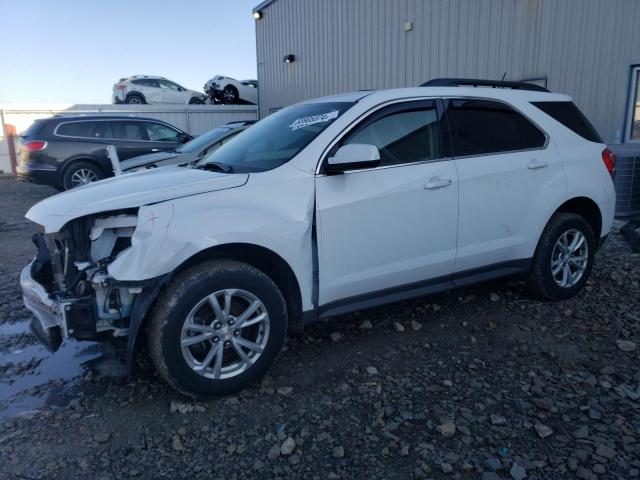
xmin=20 ymin=262 xmax=64 ymax=351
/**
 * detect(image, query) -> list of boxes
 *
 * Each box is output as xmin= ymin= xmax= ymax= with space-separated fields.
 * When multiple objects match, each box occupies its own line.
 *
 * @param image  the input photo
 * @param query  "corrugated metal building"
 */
xmin=253 ymin=0 xmax=640 ymax=146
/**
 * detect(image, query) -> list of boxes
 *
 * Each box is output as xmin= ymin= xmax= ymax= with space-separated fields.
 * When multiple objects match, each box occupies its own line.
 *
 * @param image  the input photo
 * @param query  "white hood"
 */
xmin=26 ymin=166 xmax=248 ymax=232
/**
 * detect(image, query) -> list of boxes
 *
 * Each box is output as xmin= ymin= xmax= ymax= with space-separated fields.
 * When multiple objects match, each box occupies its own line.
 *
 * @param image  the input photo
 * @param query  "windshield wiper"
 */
xmin=196 ymin=162 xmax=233 ymax=173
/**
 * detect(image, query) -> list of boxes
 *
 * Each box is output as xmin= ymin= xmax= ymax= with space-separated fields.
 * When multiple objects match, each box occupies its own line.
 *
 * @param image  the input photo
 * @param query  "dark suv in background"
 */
xmin=16 ymin=115 xmax=192 ymax=190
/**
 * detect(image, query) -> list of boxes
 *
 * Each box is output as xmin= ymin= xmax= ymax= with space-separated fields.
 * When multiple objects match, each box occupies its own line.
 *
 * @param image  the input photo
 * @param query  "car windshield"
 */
xmin=176 ymin=127 xmax=233 ymax=154
xmin=197 ymin=101 xmax=355 ymax=173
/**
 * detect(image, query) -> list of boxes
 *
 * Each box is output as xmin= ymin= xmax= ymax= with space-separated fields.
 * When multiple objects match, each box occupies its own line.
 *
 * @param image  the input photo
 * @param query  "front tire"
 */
xmin=188 ymin=97 xmax=204 ymax=105
xmin=147 ymin=260 xmax=287 ymax=397
xmin=528 ymin=212 xmax=596 ymax=300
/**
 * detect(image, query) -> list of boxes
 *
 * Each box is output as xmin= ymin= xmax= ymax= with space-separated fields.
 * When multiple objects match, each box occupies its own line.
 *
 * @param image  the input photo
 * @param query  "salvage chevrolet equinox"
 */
xmin=21 ymin=79 xmax=616 ymax=397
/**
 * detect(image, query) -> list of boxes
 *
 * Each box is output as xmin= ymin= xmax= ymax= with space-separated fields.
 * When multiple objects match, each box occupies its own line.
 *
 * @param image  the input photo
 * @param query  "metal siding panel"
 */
xmin=256 ymin=0 xmax=640 ymax=142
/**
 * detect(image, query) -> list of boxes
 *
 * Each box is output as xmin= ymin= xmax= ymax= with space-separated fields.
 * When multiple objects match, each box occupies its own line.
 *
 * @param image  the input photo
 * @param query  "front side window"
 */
xmin=159 ymin=80 xmax=181 ymax=91
xmin=146 ymin=123 xmax=181 ymax=142
xmin=445 ymin=99 xmax=546 ymax=157
xmin=112 ymin=121 xmax=148 ymax=141
xmin=341 ymin=101 xmax=443 ymax=166
xmin=198 ymin=101 xmax=355 ymax=173
xmin=628 ymin=67 xmax=640 ymax=142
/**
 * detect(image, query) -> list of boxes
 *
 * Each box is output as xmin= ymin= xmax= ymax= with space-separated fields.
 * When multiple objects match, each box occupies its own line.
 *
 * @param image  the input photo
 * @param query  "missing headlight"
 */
xmin=90 ymin=214 xmax=138 ymax=263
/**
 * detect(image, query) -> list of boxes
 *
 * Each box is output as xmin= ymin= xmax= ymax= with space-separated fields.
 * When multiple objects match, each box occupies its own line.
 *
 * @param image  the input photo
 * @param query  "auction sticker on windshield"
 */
xmin=289 ymin=110 xmax=340 ymax=131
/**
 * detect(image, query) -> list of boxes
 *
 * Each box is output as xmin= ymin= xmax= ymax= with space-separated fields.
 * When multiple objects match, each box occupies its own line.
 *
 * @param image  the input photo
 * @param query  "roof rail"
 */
xmin=420 ymin=78 xmax=550 ymax=93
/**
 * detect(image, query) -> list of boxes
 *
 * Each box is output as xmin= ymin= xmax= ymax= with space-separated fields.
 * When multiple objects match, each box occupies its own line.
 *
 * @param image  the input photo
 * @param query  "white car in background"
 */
xmin=113 ymin=76 xmax=207 ymax=105
xmin=204 ymin=76 xmax=258 ymax=104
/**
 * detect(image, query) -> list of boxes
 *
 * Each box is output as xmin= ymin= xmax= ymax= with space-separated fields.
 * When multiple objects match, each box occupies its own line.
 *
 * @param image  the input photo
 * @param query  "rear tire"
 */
xmin=528 ymin=213 xmax=596 ymax=300
xmin=62 ymin=161 xmax=103 ymax=190
xmin=188 ymin=97 xmax=204 ymax=105
xmin=147 ymin=260 xmax=287 ymax=398
xmin=125 ymin=94 xmax=145 ymax=104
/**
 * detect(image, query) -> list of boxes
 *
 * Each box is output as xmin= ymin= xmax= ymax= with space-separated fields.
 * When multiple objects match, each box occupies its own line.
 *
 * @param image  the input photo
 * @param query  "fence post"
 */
xmin=185 ymin=107 xmax=191 ymax=134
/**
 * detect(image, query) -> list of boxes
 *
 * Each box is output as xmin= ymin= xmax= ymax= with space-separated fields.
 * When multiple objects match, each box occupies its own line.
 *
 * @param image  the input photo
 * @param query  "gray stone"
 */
xmin=490 ymin=414 xmax=507 ymax=425
xmin=267 ymin=444 xmax=281 ymax=460
xmin=393 ymin=322 xmax=405 ymax=332
xmin=510 ymin=462 xmax=527 ymax=480
xmin=485 ymin=457 xmax=502 ymax=471
xmin=595 ymin=444 xmax=616 ymax=460
xmin=94 ymin=432 xmax=111 ymax=443
xmin=534 ymin=423 xmax=553 ymax=438
xmin=616 ymin=339 xmax=636 ymax=352
xmin=359 ymin=320 xmax=373 ymax=330
xmin=437 ymin=422 xmax=456 ymax=437
xmin=280 ymin=436 xmax=296 ymax=455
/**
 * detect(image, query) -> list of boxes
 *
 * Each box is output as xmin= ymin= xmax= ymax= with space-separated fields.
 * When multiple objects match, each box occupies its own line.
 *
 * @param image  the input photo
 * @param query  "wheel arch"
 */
xmin=553 ymin=196 xmax=602 ymax=241
xmin=60 ymin=156 xmax=109 ymax=184
xmin=176 ymin=243 xmax=304 ymax=333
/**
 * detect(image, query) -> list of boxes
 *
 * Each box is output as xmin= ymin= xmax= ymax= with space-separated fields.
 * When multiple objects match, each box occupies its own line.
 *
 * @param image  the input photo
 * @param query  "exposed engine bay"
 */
xmin=29 ymin=210 xmax=141 ymax=348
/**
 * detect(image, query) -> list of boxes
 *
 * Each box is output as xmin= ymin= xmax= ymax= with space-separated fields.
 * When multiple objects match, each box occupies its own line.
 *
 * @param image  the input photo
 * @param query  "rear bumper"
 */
xmin=16 ymin=164 xmax=59 ymax=187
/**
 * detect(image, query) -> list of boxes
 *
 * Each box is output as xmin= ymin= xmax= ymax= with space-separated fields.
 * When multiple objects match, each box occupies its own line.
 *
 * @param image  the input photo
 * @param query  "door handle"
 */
xmin=527 ymin=159 xmax=548 ymax=170
xmin=151 ymin=148 xmax=161 ymax=152
xmin=424 ymin=177 xmax=452 ymax=190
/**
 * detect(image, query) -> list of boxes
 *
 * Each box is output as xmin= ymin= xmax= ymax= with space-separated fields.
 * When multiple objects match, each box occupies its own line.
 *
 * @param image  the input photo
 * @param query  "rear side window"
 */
xmin=444 ymin=100 xmax=546 ymax=157
xmin=56 ymin=121 xmax=93 ymax=138
xmin=342 ymin=100 xmax=444 ymax=166
xmin=532 ymin=101 xmax=602 ymax=143
xmin=112 ymin=121 xmax=148 ymax=141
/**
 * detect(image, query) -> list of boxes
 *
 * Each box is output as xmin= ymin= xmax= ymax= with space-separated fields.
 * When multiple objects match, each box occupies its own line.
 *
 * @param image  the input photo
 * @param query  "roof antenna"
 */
xmin=500 ymin=72 xmax=507 ymax=81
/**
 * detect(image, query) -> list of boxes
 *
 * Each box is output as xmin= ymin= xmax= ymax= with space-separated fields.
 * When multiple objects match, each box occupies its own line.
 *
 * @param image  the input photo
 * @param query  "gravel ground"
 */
xmin=0 ymin=176 xmax=639 ymax=480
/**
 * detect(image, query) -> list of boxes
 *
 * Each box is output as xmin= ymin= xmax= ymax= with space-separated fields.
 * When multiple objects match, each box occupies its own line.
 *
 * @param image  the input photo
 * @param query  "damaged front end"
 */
xmin=21 ymin=210 xmax=145 ymax=353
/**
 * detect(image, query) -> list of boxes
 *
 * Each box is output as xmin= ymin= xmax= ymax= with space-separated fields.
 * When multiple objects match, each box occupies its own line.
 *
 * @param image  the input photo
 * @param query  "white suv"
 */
xmin=112 ymin=75 xmax=207 ymax=105
xmin=21 ymin=80 xmax=616 ymax=397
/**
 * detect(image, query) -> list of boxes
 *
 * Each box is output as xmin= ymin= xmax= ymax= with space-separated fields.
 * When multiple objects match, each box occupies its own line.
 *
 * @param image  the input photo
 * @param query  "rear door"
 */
xmin=315 ymin=99 xmax=459 ymax=306
xmin=444 ymin=98 xmax=565 ymax=274
xmin=131 ymin=79 xmax=161 ymax=103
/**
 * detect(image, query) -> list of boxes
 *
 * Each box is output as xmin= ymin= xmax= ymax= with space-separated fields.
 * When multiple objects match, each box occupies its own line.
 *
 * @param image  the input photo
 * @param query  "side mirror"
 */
xmin=178 ymin=132 xmax=192 ymax=143
xmin=325 ymin=144 xmax=381 ymax=174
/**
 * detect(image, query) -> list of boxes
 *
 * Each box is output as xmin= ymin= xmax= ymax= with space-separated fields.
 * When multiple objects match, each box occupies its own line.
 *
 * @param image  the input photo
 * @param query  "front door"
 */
xmin=315 ymin=99 xmax=459 ymax=306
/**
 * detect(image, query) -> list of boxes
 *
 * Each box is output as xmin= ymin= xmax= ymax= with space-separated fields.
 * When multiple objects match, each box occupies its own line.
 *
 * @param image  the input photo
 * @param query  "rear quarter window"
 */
xmin=531 ymin=101 xmax=602 ymax=143
xmin=21 ymin=120 xmax=44 ymax=138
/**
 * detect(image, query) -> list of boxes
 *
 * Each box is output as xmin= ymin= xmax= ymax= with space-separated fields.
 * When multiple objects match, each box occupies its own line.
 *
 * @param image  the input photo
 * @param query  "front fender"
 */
xmin=108 ymin=168 xmax=316 ymax=310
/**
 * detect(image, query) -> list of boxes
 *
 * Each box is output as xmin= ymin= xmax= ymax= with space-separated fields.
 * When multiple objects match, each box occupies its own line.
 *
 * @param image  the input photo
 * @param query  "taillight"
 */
xmin=23 ymin=140 xmax=47 ymax=152
xmin=115 ymin=84 xmax=127 ymax=90
xmin=602 ymin=148 xmax=616 ymax=178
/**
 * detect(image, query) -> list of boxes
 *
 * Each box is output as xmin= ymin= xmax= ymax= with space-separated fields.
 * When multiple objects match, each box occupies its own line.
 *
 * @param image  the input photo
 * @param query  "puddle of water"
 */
xmin=0 ymin=320 xmax=125 ymax=419
xmin=0 ymin=321 xmax=32 ymax=337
